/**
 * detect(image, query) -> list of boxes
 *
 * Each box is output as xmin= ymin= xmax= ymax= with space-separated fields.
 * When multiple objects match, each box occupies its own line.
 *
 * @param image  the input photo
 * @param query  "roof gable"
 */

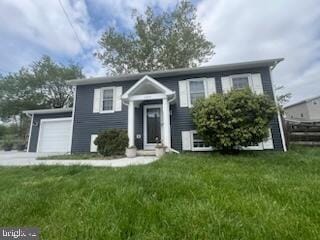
xmin=122 ymin=75 xmax=175 ymax=100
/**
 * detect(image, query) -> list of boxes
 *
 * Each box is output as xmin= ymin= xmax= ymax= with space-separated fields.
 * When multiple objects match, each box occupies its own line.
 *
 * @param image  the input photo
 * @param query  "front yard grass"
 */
xmin=0 ymin=146 xmax=319 ymax=239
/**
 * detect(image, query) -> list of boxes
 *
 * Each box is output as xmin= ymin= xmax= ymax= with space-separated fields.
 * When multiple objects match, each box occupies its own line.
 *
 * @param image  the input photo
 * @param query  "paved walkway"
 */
xmin=0 ymin=151 xmax=158 ymax=167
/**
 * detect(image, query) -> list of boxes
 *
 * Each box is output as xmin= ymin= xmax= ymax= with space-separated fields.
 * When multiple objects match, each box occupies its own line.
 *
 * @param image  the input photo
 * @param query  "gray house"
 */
xmin=284 ymin=95 xmax=320 ymax=121
xmin=24 ymin=58 xmax=287 ymax=154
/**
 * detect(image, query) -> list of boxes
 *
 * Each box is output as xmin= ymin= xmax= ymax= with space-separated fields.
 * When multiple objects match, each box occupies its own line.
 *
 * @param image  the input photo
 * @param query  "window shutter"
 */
xmin=221 ymin=76 xmax=232 ymax=93
xmin=206 ymin=78 xmax=216 ymax=96
xmin=115 ymin=86 xmax=123 ymax=111
xmin=93 ymin=88 xmax=101 ymax=113
xmin=90 ymin=134 xmax=98 ymax=152
xmin=181 ymin=131 xmax=191 ymax=150
xmin=251 ymin=73 xmax=264 ymax=94
xmin=179 ymin=80 xmax=188 ymax=107
xmin=263 ymin=128 xmax=274 ymax=149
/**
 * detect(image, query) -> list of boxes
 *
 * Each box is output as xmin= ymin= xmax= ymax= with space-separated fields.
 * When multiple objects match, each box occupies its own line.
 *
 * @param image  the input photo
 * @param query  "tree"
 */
xmin=191 ymin=89 xmax=277 ymax=153
xmin=0 ymin=55 xmax=84 ymax=141
xmin=275 ymin=85 xmax=292 ymax=109
xmin=0 ymin=55 xmax=84 ymax=122
xmin=95 ymin=1 xmax=214 ymax=74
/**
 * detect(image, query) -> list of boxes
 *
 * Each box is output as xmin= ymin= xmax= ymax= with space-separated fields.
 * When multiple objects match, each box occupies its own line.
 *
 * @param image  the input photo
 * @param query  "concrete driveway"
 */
xmin=0 ymin=151 xmax=158 ymax=167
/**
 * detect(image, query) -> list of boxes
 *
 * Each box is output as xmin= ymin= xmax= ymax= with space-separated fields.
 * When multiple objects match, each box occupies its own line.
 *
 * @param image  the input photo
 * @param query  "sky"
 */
xmin=0 ymin=0 xmax=319 ymax=105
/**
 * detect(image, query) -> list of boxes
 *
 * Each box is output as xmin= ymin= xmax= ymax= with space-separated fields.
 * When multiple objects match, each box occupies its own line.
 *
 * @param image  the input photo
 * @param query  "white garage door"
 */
xmin=37 ymin=118 xmax=72 ymax=153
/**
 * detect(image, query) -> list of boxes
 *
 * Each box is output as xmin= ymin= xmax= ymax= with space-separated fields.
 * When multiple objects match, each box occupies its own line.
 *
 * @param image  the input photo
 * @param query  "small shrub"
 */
xmin=16 ymin=143 xmax=26 ymax=151
xmin=192 ymin=88 xmax=277 ymax=153
xmin=3 ymin=138 xmax=14 ymax=151
xmin=94 ymin=129 xmax=128 ymax=156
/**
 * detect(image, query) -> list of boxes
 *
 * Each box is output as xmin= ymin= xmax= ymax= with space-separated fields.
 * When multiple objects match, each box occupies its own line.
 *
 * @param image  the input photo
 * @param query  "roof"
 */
xmin=23 ymin=108 xmax=73 ymax=115
xmin=284 ymin=95 xmax=320 ymax=109
xmin=67 ymin=58 xmax=284 ymax=86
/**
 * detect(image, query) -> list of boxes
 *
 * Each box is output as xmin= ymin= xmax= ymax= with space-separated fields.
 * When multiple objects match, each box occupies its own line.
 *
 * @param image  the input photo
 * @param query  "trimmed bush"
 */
xmin=192 ymin=88 xmax=277 ymax=153
xmin=94 ymin=129 xmax=128 ymax=156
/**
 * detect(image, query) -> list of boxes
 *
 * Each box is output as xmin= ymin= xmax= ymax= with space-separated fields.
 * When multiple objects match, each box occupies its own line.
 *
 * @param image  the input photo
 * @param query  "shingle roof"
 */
xmin=67 ymin=58 xmax=284 ymax=86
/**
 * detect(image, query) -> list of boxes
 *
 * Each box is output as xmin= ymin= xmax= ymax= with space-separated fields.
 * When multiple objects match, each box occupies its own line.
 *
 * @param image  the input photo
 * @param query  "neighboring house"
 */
xmin=284 ymin=96 xmax=320 ymax=121
xmin=24 ymin=58 xmax=287 ymax=154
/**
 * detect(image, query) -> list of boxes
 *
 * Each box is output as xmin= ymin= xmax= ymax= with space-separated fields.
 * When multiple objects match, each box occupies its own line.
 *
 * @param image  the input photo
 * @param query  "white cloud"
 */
xmin=0 ymin=0 xmax=319 ymax=105
xmin=0 ymin=0 xmax=97 ymax=73
xmin=197 ymin=0 xmax=320 ymax=104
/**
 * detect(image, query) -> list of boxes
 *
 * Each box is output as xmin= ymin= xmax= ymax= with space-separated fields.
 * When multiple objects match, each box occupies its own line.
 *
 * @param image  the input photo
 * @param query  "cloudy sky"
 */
xmin=0 ymin=0 xmax=319 ymax=104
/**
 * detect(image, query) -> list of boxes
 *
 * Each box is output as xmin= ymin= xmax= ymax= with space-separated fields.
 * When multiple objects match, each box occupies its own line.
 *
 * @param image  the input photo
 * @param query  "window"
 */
xmin=300 ymin=113 xmax=304 ymax=118
xmin=192 ymin=132 xmax=212 ymax=151
xmin=189 ymin=80 xmax=205 ymax=105
xmin=232 ymin=76 xmax=249 ymax=90
xmin=101 ymin=88 xmax=114 ymax=112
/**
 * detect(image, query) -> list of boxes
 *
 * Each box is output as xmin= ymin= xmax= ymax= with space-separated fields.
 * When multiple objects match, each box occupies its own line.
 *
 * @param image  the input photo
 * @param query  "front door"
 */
xmin=144 ymin=104 xmax=163 ymax=149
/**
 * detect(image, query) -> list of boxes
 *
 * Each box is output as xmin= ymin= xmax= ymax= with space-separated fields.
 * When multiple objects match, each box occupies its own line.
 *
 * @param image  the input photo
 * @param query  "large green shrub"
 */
xmin=192 ymin=88 xmax=277 ymax=153
xmin=94 ymin=129 xmax=128 ymax=156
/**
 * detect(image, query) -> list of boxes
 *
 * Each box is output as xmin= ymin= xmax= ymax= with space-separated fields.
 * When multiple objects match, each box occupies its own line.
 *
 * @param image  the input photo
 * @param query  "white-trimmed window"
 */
xmin=101 ymin=87 xmax=114 ymax=112
xmin=231 ymin=75 xmax=250 ymax=90
xmin=191 ymin=131 xmax=212 ymax=151
xmin=189 ymin=79 xmax=206 ymax=105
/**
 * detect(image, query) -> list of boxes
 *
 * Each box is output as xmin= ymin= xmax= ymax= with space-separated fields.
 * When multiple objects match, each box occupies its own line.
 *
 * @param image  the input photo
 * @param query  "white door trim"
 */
xmin=36 ymin=117 xmax=72 ymax=153
xmin=143 ymin=104 xmax=163 ymax=149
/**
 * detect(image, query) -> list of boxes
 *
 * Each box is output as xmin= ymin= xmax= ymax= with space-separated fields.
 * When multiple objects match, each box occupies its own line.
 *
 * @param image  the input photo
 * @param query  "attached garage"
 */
xmin=23 ymin=108 xmax=73 ymax=153
xmin=37 ymin=118 xmax=72 ymax=153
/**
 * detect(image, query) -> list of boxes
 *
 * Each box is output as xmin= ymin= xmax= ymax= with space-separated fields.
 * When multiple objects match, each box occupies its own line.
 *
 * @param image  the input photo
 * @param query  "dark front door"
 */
xmin=144 ymin=105 xmax=162 ymax=149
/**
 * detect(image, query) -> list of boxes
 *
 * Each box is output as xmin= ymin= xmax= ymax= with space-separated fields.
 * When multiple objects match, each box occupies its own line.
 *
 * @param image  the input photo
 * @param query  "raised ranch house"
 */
xmin=24 ymin=58 xmax=287 ymax=154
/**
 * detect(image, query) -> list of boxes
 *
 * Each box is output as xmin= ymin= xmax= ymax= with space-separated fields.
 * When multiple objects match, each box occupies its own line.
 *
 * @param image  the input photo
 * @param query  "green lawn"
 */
xmin=0 ymin=147 xmax=319 ymax=239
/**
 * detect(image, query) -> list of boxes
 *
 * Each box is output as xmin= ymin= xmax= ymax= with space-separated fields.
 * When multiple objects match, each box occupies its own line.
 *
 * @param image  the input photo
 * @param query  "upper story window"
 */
xmin=231 ymin=76 xmax=249 ymax=90
xmin=189 ymin=80 xmax=205 ymax=105
xmin=101 ymin=88 xmax=114 ymax=112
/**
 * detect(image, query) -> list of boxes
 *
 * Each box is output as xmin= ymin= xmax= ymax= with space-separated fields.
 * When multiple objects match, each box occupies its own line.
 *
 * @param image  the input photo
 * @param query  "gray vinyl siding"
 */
xmin=28 ymin=112 xmax=72 ymax=152
xmin=71 ymin=66 xmax=284 ymax=152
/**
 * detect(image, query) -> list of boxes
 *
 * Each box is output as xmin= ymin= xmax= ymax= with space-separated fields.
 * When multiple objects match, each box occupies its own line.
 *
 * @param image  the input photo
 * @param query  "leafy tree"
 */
xmin=96 ymin=1 xmax=214 ymax=74
xmin=0 ymin=125 xmax=7 ymax=139
xmin=275 ymin=85 xmax=292 ymax=109
xmin=0 ymin=55 xmax=83 ymax=122
xmin=0 ymin=55 xmax=84 ymax=141
xmin=191 ymin=89 xmax=277 ymax=153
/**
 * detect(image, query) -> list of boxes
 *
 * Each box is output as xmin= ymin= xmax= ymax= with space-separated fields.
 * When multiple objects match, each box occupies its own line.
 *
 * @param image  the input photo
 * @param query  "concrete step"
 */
xmin=136 ymin=150 xmax=156 ymax=156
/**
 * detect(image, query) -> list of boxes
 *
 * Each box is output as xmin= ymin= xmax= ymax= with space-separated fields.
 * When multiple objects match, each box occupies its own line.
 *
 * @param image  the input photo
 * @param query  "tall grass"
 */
xmin=0 ymin=146 xmax=319 ymax=239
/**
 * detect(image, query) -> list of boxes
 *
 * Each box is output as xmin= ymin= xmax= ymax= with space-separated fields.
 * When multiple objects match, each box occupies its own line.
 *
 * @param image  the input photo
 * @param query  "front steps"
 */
xmin=136 ymin=150 xmax=156 ymax=156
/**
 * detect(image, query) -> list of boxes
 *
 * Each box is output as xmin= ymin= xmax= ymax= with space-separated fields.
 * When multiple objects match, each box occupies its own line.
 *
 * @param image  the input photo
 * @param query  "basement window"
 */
xmin=191 ymin=131 xmax=212 ymax=151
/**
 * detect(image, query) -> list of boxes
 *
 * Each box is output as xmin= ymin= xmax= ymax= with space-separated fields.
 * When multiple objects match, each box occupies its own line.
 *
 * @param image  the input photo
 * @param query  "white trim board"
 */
xmin=27 ymin=114 xmax=34 ymax=152
xmin=69 ymin=86 xmax=77 ymax=153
